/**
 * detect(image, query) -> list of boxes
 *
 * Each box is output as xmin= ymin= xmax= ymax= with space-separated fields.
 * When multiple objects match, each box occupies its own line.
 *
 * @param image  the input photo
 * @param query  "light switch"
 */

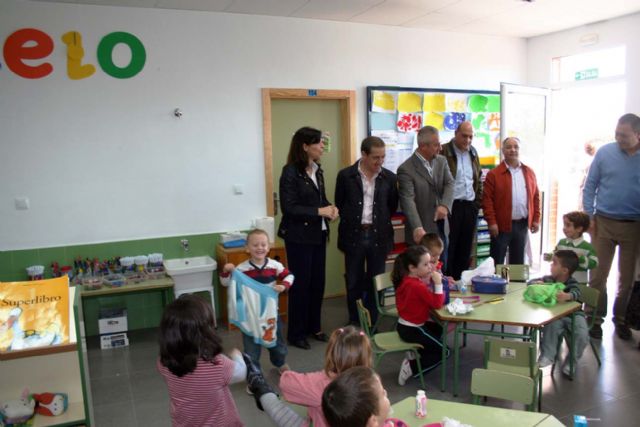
xmin=233 ymin=184 xmax=244 ymax=195
xmin=15 ymin=197 xmax=30 ymax=210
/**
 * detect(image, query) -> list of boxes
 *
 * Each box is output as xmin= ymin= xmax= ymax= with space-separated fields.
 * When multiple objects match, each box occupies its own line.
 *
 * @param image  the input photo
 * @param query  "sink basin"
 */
xmin=163 ymin=256 xmax=217 ymax=293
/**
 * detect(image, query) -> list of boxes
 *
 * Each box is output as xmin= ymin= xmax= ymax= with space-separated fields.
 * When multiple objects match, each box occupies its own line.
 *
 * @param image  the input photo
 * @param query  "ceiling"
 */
xmin=28 ymin=0 xmax=640 ymax=38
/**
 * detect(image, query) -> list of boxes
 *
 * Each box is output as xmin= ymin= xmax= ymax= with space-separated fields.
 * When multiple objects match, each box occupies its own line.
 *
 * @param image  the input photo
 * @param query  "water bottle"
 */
xmin=415 ymin=390 xmax=427 ymax=418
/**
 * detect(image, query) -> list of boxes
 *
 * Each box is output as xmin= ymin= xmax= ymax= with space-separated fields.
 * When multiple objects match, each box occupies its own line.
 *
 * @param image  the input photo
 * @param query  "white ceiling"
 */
xmin=28 ymin=0 xmax=640 ymax=38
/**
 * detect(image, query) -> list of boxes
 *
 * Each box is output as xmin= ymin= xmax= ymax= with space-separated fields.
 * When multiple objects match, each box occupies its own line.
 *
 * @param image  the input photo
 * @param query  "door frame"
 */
xmin=261 ymin=88 xmax=357 ymax=216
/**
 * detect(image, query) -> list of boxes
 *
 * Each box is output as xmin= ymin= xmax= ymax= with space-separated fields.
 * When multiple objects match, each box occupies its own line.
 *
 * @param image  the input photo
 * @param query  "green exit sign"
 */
xmin=575 ymin=68 xmax=599 ymax=81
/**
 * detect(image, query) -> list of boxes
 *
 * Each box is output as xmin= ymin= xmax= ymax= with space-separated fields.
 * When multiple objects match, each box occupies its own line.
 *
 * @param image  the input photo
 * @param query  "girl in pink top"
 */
xmin=279 ymin=326 xmax=373 ymax=427
xmin=157 ymin=295 xmax=247 ymax=427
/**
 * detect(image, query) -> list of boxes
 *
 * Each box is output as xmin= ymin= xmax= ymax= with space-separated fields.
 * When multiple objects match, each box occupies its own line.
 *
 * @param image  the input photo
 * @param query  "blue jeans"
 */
xmin=242 ymin=317 xmax=287 ymax=370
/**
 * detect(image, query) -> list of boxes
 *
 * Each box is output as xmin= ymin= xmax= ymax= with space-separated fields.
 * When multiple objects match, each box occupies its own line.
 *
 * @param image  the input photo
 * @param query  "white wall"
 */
xmin=0 ymin=0 xmax=526 ymax=250
xmin=527 ymin=12 xmax=640 ymax=113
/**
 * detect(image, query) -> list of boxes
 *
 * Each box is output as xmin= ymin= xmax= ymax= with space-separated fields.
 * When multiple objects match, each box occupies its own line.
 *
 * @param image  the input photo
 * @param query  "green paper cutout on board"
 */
xmin=97 ymin=31 xmax=146 ymax=79
xmin=487 ymin=95 xmax=500 ymax=113
xmin=472 ymin=114 xmax=487 ymax=131
xmin=475 ymin=132 xmax=491 ymax=148
xmin=468 ymin=95 xmax=489 ymax=112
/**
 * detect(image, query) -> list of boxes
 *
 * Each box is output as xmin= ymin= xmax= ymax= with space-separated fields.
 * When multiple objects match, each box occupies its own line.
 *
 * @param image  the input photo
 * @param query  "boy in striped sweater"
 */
xmin=553 ymin=211 xmax=598 ymax=284
xmin=220 ymin=229 xmax=294 ymax=375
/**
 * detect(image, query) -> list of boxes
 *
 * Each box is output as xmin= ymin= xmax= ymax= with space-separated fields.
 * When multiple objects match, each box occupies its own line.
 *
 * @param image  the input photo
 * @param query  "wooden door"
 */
xmin=262 ymin=89 xmax=356 ymax=297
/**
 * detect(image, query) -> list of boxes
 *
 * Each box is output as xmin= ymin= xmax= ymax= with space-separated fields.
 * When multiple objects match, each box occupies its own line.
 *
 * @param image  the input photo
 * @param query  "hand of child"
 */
xmin=223 ymin=263 xmax=235 ymax=273
xmin=488 ymin=224 xmax=499 ymax=238
xmin=431 ymin=271 xmax=443 ymax=285
xmin=229 ymin=348 xmax=241 ymax=359
xmin=556 ymin=291 xmax=572 ymax=302
xmin=274 ymin=284 xmax=286 ymax=293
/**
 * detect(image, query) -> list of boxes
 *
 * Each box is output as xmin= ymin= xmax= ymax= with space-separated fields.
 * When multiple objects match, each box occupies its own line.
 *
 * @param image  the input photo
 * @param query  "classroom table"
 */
xmin=389 ymin=397 xmax=565 ymax=427
xmin=433 ymin=283 xmax=581 ymax=396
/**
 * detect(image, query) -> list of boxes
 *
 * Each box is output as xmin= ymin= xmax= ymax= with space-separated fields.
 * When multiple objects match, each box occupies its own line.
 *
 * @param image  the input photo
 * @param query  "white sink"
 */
xmin=164 ymin=256 xmax=217 ymax=293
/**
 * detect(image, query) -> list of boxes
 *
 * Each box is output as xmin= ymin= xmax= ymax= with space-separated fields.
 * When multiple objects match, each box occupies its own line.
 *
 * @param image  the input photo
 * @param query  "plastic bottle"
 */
xmin=415 ymin=390 xmax=427 ymax=418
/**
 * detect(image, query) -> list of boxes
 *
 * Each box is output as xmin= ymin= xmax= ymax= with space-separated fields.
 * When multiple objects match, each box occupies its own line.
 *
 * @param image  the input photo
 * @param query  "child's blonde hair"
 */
xmin=323 ymin=326 xmax=372 ymax=376
xmin=420 ymin=232 xmax=444 ymax=255
xmin=247 ymin=228 xmax=270 ymax=242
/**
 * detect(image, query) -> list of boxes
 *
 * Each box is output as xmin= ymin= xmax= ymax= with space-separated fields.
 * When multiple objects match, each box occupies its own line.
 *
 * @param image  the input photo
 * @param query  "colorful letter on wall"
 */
xmin=97 ymin=32 xmax=146 ymax=79
xmin=3 ymin=28 xmax=53 ymax=79
xmin=61 ymin=31 xmax=95 ymax=80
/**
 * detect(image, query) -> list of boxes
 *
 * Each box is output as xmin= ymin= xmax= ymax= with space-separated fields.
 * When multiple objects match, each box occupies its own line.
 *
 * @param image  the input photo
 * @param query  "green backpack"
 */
xmin=523 ymin=283 xmax=566 ymax=307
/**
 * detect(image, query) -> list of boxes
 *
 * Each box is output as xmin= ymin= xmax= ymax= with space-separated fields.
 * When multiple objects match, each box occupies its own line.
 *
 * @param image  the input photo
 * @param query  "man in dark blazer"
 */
xmin=335 ymin=136 xmax=399 ymax=325
xmin=398 ymin=126 xmax=455 ymax=246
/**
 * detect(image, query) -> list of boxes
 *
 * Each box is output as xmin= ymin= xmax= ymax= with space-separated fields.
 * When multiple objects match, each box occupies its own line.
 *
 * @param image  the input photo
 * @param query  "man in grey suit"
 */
xmin=398 ymin=126 xmax=455 ymax=246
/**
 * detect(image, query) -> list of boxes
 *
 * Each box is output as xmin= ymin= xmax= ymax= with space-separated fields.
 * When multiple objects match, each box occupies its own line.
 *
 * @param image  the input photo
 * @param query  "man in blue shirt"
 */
xmin=582 ymin=113 xmax=640 ymax=341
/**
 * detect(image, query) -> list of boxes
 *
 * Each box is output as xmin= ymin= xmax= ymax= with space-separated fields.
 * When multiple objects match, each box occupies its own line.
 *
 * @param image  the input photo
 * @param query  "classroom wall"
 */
xmin=527 ymin=12 xmax=640 ymax=113
xmin=0 ymin=0 xmax=527 ymax=251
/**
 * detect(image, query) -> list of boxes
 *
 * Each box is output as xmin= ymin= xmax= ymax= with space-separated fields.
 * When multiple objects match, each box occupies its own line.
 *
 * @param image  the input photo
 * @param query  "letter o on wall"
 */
xmin=97 ymin=31 xmax=146 ymax=79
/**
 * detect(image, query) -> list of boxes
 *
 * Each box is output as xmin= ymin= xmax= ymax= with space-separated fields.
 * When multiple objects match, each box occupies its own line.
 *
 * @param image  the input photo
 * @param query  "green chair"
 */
xmin=371 ymin=272 xmax=399 ymax=332
xmin=471 ymin=369 xmax=536 ymax=408
xmin=482 ymin=338 xmax=542 ymax=411
xmin=496 ymin=264 xmax=530 ymax=282
xmin=551 ymin=284 xmax=601 ymax=377
xmin=356 ymin=299 xmax=426 ymax=389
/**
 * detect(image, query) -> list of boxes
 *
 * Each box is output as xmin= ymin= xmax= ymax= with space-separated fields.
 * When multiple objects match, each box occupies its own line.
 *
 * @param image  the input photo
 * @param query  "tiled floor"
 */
xmin=87 ymin=296 xmax=640 ymax=426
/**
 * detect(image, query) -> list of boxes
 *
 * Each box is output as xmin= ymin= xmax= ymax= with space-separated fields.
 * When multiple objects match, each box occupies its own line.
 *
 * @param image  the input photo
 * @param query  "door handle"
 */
xmin=273 ymin=191 xmax=279 ymax=215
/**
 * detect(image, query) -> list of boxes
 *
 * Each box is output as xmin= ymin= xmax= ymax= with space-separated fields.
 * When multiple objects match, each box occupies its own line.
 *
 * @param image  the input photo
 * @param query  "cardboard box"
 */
xmin=100 ymin=332 xmax=129 ymax=350
xmin=98 ymin=308 xmax=128 ymax=335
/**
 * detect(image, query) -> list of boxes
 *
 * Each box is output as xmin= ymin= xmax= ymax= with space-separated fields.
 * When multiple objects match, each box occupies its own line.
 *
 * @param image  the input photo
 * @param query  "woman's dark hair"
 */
xmin=391 ymin=245 xmax=428 ymax=289
xmin=286 ymin=126 xmax=322 ymax=172
xmin=322 ymin=366 xmax=380 ymax=427
xmin=159 ymin=294 xmax=223 ymax=377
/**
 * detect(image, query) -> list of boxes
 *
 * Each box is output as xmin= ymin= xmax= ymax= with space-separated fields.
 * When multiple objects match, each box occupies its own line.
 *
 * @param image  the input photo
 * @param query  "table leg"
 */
xmin=441 ymin=320 xmax=448 ymax=392
xmin=453 ymin=322 xmax=461 ymax=397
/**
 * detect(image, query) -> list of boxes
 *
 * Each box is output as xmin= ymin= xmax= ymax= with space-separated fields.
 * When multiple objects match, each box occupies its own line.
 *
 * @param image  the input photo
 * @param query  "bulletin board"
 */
xmin=366 ymin=86 xmax=501 ymax=173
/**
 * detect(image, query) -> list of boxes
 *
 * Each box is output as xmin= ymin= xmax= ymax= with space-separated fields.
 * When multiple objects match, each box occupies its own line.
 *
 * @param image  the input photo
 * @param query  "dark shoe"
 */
xmin=615 ymin=324 xmax=632 ymax=341
xmin=289 ymin=339 xmax=311 ymax=350
xmin=589 ymin=324 xmax=603 ymax=339
xmin=313 ymin=332 xmax=329 ymax=342
xmin=242 ymin=353 xmax=277 ymax=411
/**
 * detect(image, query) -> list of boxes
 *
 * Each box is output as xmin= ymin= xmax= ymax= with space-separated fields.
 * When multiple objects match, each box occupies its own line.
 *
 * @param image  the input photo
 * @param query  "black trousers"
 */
xmin=446 ymin=200 xmax=479 ymax=280
xmin=397 ymin=321 xmax=444 ymax=372
xmin=343 ymin=228 xmax=387 ymax=323
xmin=489 ymin=218 xmax=528 ymax=265
xmin=285 ymin=237 xmax=327 ymax=342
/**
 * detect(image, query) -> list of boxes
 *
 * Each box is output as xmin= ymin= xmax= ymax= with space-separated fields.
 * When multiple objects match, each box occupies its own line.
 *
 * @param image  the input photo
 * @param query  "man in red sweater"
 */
xmin=482 ymin=137 xmax=541 ymax=265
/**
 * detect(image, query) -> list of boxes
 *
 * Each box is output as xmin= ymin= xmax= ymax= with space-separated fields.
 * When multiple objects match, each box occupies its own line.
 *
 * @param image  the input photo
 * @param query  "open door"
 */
xmin=500 ymin=83 xmax=551 ymax=270
xmin=262 ymin=89 xmax=356 ymax=297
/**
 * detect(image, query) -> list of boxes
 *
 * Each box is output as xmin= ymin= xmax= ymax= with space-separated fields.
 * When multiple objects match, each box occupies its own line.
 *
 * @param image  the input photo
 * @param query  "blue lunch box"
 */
xmin=471 ymin=275 xmax=508 ymax=294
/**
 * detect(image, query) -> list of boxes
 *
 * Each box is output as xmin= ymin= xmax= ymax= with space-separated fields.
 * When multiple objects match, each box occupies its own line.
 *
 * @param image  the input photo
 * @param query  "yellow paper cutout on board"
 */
xmin=424 ymin=112 xmax=444 ymax=130
xmin=398 ymin=92 xmax=422 ymax=113
xmin=61 ymin=31 xmax=96 ymax=80
xmin=423 ymin=94 xmax=446 ymax=112
xmin=372 ymin=91 xmax=396 ymax=112
xmin=446 ymin=94 xmax=467 ymax=112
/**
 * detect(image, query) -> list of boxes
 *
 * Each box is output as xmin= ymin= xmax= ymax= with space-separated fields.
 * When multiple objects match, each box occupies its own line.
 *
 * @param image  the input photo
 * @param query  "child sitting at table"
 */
xmin=393 ymin=246 xmax=446 ymax=386
xmin=420 ymin=233 xmax=456 ymax=292
xmin=533 ymin=250 xmax=589 ymax=376
xmin=322 ymin=366 xmax=391 ymax=427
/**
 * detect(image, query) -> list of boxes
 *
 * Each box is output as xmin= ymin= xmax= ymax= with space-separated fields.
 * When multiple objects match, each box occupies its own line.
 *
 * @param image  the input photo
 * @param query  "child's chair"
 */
xmin=471 ymin=369 xmax=536 ymax=409
xmin=481 ymin=338 xmax=542 ymax=411
xmin=371 ymin=273 xmax=399 ymax=332
xmin=356 ymin=299 xmax=426 ymax=389
xmin=551 ymin=284 xmax=601 ymax=378
xmin=496 ymin=264 xmax=530 ymax=282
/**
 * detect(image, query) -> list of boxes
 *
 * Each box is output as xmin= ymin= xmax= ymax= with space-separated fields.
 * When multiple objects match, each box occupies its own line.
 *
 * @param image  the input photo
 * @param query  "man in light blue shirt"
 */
xmin=582 ymin=113 xmax=640 ymax=341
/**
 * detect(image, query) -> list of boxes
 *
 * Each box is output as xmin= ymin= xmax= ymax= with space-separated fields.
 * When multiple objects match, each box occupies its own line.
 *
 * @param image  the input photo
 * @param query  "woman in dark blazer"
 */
xmin=278 ymin=126 xmax=338 ymax=350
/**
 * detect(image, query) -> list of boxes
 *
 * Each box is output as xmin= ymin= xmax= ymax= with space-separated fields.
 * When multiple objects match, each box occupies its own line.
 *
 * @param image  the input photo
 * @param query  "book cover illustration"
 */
xmin=0 ymin=276 xmax=70 ymax=352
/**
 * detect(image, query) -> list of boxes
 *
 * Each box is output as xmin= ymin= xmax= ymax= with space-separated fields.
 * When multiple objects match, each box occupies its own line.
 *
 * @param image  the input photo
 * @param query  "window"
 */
xmin=551 ymin=46 xmax=625 ymax=84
